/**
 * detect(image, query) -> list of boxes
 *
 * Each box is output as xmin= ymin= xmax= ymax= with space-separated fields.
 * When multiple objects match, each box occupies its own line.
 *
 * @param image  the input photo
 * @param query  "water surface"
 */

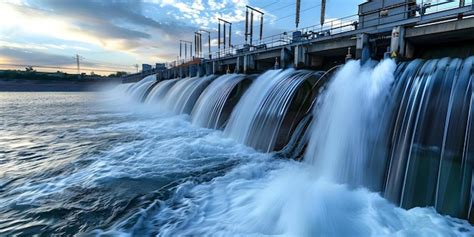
xmin=0 ymin=92 xmax=472 ymax=236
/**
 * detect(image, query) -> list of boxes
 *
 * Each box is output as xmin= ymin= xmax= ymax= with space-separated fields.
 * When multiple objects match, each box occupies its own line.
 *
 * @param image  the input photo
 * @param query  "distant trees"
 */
xmin=108 ymin=71 xmax=128 ymax=77
xmin=0 ymin=69 xmax=121 ymax=81
xmin=25 ymin=66 xmax=35 ymax=72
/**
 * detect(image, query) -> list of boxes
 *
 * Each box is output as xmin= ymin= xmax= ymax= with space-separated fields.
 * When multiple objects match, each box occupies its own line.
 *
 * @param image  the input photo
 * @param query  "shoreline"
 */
xmin=0 ymin=78 xmax=123 ymax=92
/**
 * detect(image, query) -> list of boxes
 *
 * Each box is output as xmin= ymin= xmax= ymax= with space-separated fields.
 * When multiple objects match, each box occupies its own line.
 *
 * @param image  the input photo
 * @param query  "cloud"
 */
xmin=1 ymin=0 xmax=196 ymax=53
xmin=0 ymin=47 xmax=77 ymax=66
xmin=0 ymin=0 xmax=275 ymax=68
xmin=0 ymin=46 xmax=137 ymax=75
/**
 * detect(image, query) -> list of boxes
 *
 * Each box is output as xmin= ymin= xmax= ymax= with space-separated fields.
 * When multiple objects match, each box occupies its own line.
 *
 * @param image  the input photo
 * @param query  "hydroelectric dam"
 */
xmin=119 ymin=0 xmax=474 ymax=230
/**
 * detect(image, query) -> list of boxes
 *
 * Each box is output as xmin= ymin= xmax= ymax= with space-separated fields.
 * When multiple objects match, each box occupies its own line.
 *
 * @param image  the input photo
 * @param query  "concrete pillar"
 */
xmin=405 ymin=41 xmax=415 ymax=59
xmin=197 ymin=63 xmax=205 ymax=77
xmin=212 ymin=61 xmax=217 ymax=74
xmin=356 ymin=33 xmax=370 ymax=64
xmin=179 ymin=67 xmax=183 ymax=78
xmin=205 ymin=62 xmax=212 ymax=75
xmin=310 ymin=55 xmax=324 ymax=68
xmin=243 ymin=54 xmax=255 ymax=74
xmin=294 ymin=45 xmax=308 ymax=68
xmin=280 ymin=47 xmax=292 ymax=69
xmin=235 ymin=56 xmax=243 ymax=73
xmin=390 ymin=26 xmax=406 ymax=59
xmin=190 ymin=64 xmax=199 ymax=77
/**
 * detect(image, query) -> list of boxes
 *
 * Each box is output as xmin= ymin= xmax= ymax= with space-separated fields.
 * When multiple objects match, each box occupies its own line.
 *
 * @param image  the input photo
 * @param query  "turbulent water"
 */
xmin=0 ymin=68 xmax=473 ymax=235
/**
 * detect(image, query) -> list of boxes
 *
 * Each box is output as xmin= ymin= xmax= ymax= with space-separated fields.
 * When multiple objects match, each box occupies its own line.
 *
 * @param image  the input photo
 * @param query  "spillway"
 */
xmin=191 ymin=74 xmax=251 ymax=129
xmin=120 ymin=57 xmax=473 ymax=223
xmin=162 ymin=76 xmax=214 ymax=114
xmin=224 ymin=69 xmax=325 ymax=152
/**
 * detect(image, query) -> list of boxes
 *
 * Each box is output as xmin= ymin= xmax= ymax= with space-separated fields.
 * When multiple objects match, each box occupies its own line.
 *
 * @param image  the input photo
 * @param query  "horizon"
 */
xmin=0 ymin=0 xmax=362 ymax=75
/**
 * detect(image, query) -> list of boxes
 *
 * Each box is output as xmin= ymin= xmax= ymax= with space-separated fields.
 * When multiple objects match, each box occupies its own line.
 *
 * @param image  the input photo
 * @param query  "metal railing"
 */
xmin=164 ymin=0 xmax=473 ymax=68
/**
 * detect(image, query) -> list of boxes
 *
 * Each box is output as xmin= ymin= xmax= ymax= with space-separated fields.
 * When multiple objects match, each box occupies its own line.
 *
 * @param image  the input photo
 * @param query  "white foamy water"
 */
xmin=1 ymin=61 xmax=472 ymax=236
xmin=95 ymin=63 xmax=472 ymax=236
xmin=306 ymin=59 xmax=396 ymax=188
xmin=103 ymin=158 xmax=472 ymax=236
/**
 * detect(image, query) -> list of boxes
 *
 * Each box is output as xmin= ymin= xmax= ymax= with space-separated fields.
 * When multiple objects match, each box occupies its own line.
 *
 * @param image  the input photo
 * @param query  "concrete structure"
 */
xmin=148 ymin=0 xmax=474 ymax=80
xmin=142 ymin=64 xmax=152 ymax=72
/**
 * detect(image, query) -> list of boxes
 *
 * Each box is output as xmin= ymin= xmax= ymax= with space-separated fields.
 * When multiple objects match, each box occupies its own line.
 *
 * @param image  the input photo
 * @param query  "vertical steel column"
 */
xmin=245 ymin=9 xmax=249 ymax=43
xmin=223 ymin=22 xmax=226 ymax=52
xmin=218 ymin=22 xmax=221 ymax=56
xmin=208 ymin=33 xmax=211 ymax=59
xmin=229 ymin=23 xmax=232 ymax=48
xmin=250 ymin=11 xmax=254 ymax=46
xmin=321 ymin=0 xmax=326 ymax=27
xmin=296 ymin=0 xmax=301 ymax=28
xmin=194 ymin=33 xmax=197 ymax=57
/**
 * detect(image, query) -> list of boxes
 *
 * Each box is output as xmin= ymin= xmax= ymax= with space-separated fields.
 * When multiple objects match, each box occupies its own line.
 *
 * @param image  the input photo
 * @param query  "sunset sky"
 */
xmin=0 ymin=0 xmax=363 ymax=74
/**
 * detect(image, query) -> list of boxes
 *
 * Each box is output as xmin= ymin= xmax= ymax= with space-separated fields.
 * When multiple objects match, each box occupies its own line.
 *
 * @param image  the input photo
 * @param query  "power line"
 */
xmin=83 ymin=59 xmax=133 ymax=68
xmin=0 ymin=63 xmax=132 ymax=73
xmin=269 ymin=2 xmax=297 ymax=12
xmin=274 ymin=4 xmax=321 ymax=22
xmin=260 ymin=0 xmax=281 ymax=9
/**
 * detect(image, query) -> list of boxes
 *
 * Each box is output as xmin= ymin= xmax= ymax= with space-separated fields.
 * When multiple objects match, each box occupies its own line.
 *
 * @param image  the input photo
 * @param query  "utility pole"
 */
xmin=321 ymin=0 xmax=326 ymax=28
xmin=218 ymin=18 xmax=232 ymax=56
xmin=244 ymin=5 xmax=264 ymax=46
xmin=73 ymin=54 xmax=84 ymax=79
xmin=179 ymin=40 xmax=193 ymax=60
xmin=134 ymin=64 xmax=139 ymax=73
xmin=198 ymin=29 xmax=211 ymax=59
xmin=296 ymin=0 xmax=301 ymax=28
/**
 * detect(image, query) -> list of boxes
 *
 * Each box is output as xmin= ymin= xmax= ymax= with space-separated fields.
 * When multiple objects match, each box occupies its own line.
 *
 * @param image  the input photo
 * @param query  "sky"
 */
xmin=0 ymin=0 xmax=364 ymax=75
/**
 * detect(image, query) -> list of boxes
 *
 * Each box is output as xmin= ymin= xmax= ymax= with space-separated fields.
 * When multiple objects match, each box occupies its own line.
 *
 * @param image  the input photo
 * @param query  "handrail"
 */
xmin=164 ymin=1 xmax=473 ymax=69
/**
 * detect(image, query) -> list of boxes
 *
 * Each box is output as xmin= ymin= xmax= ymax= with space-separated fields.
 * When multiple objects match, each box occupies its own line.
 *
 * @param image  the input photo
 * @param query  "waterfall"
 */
xmin=304 ymin=57 xmax=474 ymax=221
xmin=305 ymin=59 xmax=396 ymax=189
xmin=128 ymin=75 xmax=157 ymax=101
xmin=162 ymin=76 xmax=214 ymax=114
xmin=119 ymin=57 xmax=474 ymax=222
xmin=144 ymin=79 xmax=179 ymax=104
xmin=113 ymin=83 xmax=134 ymax=94
xmin=384 ymin=57 xmax=474 ymax=220
xmin=191 ymin=74 xmax=250 ymax=129
xmin=224 ymin=69 xmax=324 ymax=152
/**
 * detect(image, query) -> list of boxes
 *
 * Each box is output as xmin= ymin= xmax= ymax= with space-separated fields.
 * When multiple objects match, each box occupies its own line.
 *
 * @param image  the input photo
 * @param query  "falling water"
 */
xmin=162 ymin=76 xmax=214 ymax=114
xmin=191 ymin=74 xmax=250 ymax=129
xmin=305 ymin=57 xmax=474 ymax=221
xmin=384 ymin=57 xmax=474 ymax=220
xmin=305 ymin=59 xmax=396 ymax=189
xmin=99 ymin=58 xmax=474 ymax=233
xmin=224 ymin=69 xmax=323 ymax=152
xmin=144 ymin=79 xmax=179 ymax=104
xmin=128 ymin=75 xmax=157 ymax=101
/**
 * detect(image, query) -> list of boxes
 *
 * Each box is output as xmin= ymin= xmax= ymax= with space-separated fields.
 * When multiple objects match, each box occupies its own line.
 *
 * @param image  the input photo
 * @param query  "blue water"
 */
xmin=0 ymin=92 xmax=472 ymax=236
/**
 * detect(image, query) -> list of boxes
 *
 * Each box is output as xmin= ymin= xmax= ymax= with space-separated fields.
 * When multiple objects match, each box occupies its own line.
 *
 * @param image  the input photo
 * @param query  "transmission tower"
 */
xmin=73 ymin=54 xmax=84 ymax=78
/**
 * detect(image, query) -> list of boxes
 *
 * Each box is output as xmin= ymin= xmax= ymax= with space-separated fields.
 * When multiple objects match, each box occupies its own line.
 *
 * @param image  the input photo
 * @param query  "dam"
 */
xmin=128 ymin=0 xmax=474 ymax=79
xmin=120 ymin=0 xmax=474 ymax=226
xmin=4 ymin=0 xmax=474 ymax=235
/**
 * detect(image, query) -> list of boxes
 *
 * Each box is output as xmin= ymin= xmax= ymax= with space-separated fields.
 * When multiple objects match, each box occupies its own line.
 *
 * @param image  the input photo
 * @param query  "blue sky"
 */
xmin=0 ymin=0 xmax=364 ymax=74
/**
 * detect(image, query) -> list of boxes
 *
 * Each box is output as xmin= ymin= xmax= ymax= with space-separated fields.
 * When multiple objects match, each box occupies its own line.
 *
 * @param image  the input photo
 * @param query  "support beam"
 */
xmin=235 ymin=56 xmax=242 ymax=73
xmin=356 ymin=33 xmax=370 ymax=64
xmin=243 ymin=54 xmax=255 ymax=74
xmin=294 ymin=44 xmax=308 ymax=69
